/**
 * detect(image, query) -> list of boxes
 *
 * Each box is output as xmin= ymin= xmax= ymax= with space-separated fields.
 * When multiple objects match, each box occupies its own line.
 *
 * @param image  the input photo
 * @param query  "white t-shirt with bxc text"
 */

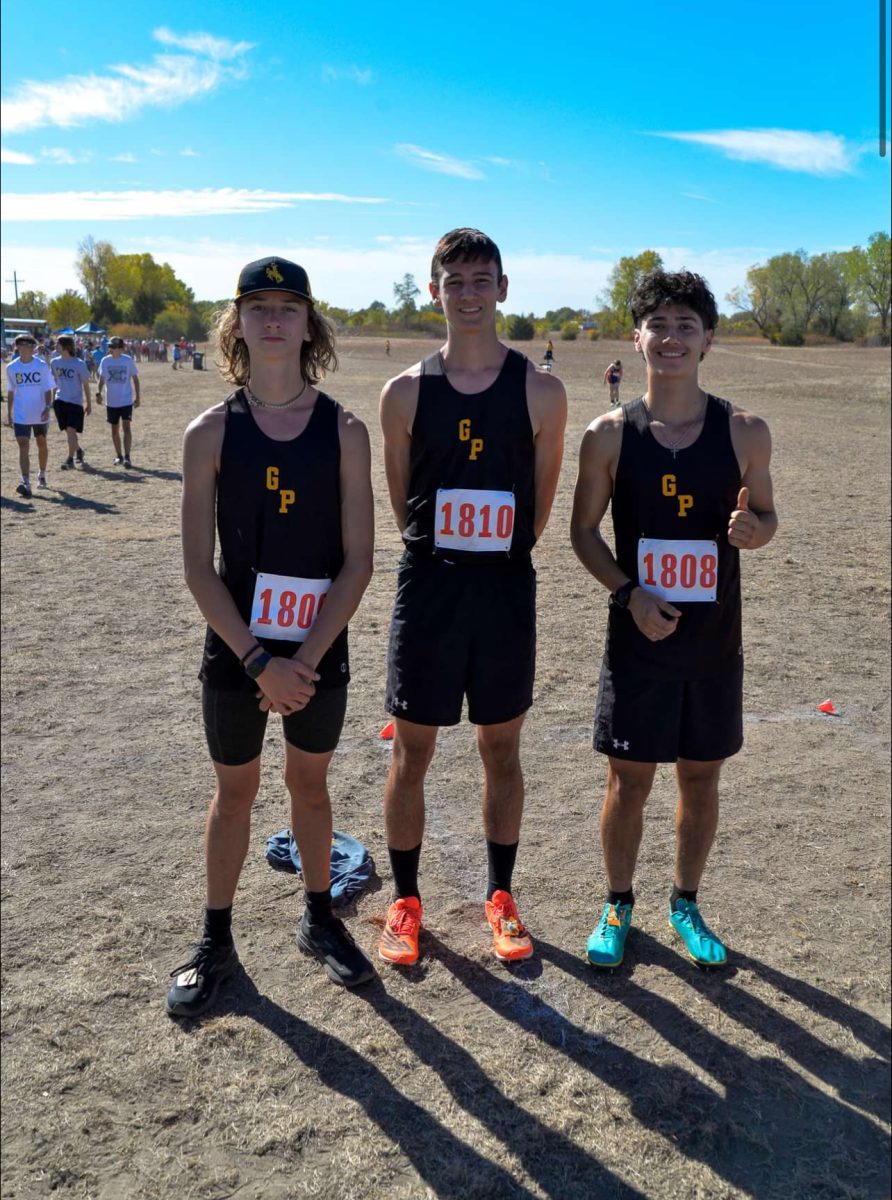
xmin=6 ymin=357 xmax=55 ymax=425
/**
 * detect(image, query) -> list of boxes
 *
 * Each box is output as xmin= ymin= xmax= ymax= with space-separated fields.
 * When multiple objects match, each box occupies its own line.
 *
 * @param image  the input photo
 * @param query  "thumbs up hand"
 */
xmin=728 ymin=485 xmax=758 ymax=548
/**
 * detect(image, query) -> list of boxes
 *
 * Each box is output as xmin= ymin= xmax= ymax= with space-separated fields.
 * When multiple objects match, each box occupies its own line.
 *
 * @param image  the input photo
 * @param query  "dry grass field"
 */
xmin=1 ymin=334 xmax=889 ymax=1200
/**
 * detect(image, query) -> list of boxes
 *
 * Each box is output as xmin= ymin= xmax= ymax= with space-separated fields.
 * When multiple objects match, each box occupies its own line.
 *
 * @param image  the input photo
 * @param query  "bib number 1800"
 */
xmin=435 ymin=488 xmax=515 ymax=553
xmin=637 ymin=538 xmax=718 ymax=602
xmin=249 ymin=573 xmax=331 ymax=641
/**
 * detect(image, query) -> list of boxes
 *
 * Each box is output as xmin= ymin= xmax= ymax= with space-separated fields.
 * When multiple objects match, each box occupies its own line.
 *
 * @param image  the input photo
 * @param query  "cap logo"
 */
xmin=266 ymin=262 xmax=285 ymax=284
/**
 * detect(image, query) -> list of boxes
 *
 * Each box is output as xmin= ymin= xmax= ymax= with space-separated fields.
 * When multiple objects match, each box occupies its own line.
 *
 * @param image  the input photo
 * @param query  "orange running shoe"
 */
xmin=485 ymin=890 xmax=534 ymax=962
xmin=378 ymin=896 xmax=423 ymax=965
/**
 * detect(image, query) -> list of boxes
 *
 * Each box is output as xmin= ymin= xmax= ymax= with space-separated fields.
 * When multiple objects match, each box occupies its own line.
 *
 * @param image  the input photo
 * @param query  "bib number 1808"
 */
xmin=637 ymin=539 xmax=718 ymax=602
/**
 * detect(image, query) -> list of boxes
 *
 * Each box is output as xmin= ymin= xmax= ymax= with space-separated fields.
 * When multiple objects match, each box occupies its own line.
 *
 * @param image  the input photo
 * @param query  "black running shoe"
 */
xmin=123 ymin=455 xmax=132 ymax=468
xmin=114 ymin=456 xmax=124 ymax=465
xmin=165 ymin=938 xmax=239 ymax=1018
xmin=60 ymin=458 xmax=75 ymax=470
xmin=297 ymin=913 xmax=376 ymax=987
xmin=75 ymin=447 xmax=85 ymax=464
xmin=15 ymin=482 xmax=32 ymax=499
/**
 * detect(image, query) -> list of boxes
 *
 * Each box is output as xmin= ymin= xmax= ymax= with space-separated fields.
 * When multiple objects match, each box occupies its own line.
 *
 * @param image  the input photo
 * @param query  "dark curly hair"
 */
xmin=630 ymin=270 xmax=718 ymax=331
xmin=212 ymin=299 xmax=338 ymax=386
xmin=431 ymin=228 xmax=503 ymax=281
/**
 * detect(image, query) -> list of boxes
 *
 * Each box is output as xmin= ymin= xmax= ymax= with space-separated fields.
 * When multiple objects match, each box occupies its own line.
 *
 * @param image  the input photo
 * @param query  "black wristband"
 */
xmin=239 ymin=643 xmax=262 ymax=666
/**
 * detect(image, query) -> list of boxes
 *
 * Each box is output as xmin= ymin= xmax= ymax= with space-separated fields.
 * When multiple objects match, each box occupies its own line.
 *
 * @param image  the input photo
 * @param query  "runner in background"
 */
xmin=603 ymin=359 xmax=623 ymax=406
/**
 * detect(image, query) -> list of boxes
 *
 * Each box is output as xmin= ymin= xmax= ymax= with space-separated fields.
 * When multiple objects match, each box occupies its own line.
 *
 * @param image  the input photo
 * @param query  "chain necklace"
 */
xmin=643 ymin=396 xmax=708 ymax=459
xmin=244 ymin=379 xmax=308 ymax=410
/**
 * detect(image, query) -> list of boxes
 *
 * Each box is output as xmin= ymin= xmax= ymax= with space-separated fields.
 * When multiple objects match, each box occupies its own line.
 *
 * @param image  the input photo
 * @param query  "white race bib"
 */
xmin=637 ymin=538 xmax=718 ymax=602
xmin=249 ymin=573 xmax=331 ymax=641
xmin=434 ymin=488 xmax=515 ymax=553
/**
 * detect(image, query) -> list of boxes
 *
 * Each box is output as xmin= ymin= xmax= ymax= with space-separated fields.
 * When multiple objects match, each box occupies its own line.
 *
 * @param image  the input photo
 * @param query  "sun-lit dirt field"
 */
xmin=1 ymin=335 xmax=889 ymax=1200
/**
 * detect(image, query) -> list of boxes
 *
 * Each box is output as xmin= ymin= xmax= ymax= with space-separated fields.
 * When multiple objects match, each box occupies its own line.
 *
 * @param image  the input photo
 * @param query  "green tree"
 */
xmin=393 ymin=273 xmax=421 ymax=326
xmin=14 ymin=290 xmax=49 ymax=318
xmin=604 ymin=250 xmax=663 ymax=331
xmin=75 ymin=237 xmax=116 ymax=307
xmin=506 ymin=314 xmax=535 ymax=340
xmin=47 ymin=290 xmax=91 ymax=330
xmin=847 ymin=232 xmax=891 ymax=339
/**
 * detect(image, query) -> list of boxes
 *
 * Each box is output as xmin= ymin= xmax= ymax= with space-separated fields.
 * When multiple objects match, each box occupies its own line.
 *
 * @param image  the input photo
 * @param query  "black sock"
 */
xmin=608 ymin=888 xmax=634 ymax=908
xmin=388 ymin=844 xmax=422 ymax=900
xmin=670 ymin=885 xmax=698 ymax=911
xmin=203 ymin=905 xmax=233 ymax=945
xmin=304 ymin=888 xmax=333 ymax=925
xmin=486 ymin=840 xmax=519 ymax=900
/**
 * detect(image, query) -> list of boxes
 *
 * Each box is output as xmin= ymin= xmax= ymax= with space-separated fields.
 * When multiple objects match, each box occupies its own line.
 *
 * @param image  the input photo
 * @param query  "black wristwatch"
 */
xmin=244 ymin=650 xmax=272 ymax=680
xmin=610 ymin=581 xmax=637 ymax=610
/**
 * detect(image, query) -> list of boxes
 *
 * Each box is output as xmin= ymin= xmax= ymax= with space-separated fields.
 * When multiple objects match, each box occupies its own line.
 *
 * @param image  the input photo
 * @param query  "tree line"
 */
xmin=3 ymin=233 xmax=888 ymax=346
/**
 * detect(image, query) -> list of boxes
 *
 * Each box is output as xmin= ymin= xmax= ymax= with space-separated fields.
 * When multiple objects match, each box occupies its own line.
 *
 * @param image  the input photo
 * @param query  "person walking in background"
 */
xmin=603 ymin=359 xmax=623 ymax=406
xmin=96 ymin=336 xmax=140 ymax=468
xmin=543 ymin=339 xmax=555 ymax=371
xmin=571 ymin=270 xmax=777 ymax=970
xmin=6 ymin=333 xmax=54 ymax=498
xmin=51 ymin=335 xmax=92 ymax=470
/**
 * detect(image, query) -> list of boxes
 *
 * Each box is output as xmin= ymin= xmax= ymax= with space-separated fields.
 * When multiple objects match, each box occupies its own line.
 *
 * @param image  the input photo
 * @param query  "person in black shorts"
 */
xmin=378 ymin=228 xmax=567 ymax=966
xmin=51 ymin=336 xmax=92 ymax=468
xmin=6 ymin=334 xmax=54 ymax=496
xmin=570 ymin=270 xmax=777 ymax=969
xmin=166 ymin=256 xmax=377 ymax=1018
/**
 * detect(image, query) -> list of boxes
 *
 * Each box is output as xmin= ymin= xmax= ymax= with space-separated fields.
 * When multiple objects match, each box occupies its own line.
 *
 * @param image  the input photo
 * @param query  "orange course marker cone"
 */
xmin=817 ymin=700 xmax=837 ymax=715
xmin=379 ymin=721 xmax=395 ymax=740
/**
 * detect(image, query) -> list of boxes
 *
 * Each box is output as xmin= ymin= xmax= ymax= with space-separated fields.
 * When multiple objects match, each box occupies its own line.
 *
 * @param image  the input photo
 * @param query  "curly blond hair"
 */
xmin=213 ymin=301 xmax=338 ymax=386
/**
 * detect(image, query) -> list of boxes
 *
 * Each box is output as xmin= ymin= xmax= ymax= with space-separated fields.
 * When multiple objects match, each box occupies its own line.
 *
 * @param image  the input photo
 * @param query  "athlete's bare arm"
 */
xmin=379 ymin=369 xmax=421 ymax=532
xmin=181 ymin=405 xmax=317 ymax=714
xmin=82 ymin=375 xmax=92 ymax=413
xmin=132 ymin=372 xmax=140 ymax=407
xmin=570 ymin=411 xmax=682 ymax=642
xmin=291 ymin=408 xmax=374 ymax=673
xmin=728 ymin=409 xmax=777 ymax=550
xmin=526 ymin=363 xmax=567 ymax=540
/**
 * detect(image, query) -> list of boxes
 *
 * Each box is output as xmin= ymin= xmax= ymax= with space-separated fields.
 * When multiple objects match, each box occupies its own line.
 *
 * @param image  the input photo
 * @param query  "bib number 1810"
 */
xmin=435 ymin=488 xmax=515 ymax=553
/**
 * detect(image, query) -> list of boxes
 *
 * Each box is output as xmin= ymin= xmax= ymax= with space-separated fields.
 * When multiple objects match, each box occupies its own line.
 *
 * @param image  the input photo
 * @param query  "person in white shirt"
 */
xmin=5 ymin=334 xmax=54 ymax=498
xmin=51 ymin=335 xmax=92 ymax=469
xmin=96 ymin=336 xmax=140 ymax=468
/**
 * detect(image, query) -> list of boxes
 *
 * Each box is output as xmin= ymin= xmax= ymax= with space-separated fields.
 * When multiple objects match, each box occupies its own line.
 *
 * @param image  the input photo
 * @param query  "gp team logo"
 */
xmin=265 ymin=261 xmax=285 ymax=284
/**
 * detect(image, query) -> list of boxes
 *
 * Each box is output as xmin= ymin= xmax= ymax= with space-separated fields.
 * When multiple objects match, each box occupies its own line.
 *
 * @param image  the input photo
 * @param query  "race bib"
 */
xmin=249 ymin=573 xmax=331 ymax=641
xmin=637 ymin=539 xmax=718 ymax=602
xmin=434 ymin=488 xmax=515 ymax=553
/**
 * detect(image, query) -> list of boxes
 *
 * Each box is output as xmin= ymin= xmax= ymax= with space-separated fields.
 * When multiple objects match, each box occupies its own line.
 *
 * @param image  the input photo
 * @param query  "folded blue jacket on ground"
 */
xmin=265 ymin=829 xmax=374 ymax=903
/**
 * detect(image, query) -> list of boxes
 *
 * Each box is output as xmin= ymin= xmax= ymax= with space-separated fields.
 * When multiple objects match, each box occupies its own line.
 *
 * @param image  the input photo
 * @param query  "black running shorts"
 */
xmin=385 ymin=552 xmax=536 ymax=727
xmin=202 ymin=684 xmax=348 ymax=766
xmin=594 ymin=656 xmax=744 ymax=763
xmin=53 ymin=400 xmax=85 ymax=433
xmin=106 ymin=405 xmax=133 ymax=425
xmin=13 ymin=422 xmax=48 ymax=438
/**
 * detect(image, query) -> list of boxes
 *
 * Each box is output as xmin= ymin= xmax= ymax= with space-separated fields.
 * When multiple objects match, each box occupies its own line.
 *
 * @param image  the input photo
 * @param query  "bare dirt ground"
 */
xmin=1 ymin=335 xmax=889 ymax=1200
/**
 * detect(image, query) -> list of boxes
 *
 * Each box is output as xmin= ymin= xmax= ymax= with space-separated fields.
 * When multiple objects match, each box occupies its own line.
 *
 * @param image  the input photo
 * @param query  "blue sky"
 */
xmin=1 ymin=0 xmax=889 ymax=315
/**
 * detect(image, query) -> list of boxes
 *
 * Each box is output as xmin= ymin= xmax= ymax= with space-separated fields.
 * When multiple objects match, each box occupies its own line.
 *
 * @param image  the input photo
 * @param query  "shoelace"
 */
xmin=390 ymin=906 xmax=420 ymax=936
xmin=169 ymin=940 xmax=218 ymax=979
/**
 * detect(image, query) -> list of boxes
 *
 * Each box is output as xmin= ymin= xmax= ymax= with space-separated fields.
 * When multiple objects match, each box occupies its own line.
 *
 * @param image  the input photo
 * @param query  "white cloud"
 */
xmin=152 ymin=27 xmax=255 ymax=61
xmin=321 ymin=65 xmax=373 ymax=85
xmin=0 ymin=187 xmax=390 ymax=221
xmin=0 ymin=30 xmax=253 ymax=135
xmin=110 ymin=152 xmax=137 ymax=163
xmin=653 ymin=129 xmax=859 ymax=176
xmin=179 ymin=147 xmax=200 ymax=157
xmin=1 ymin=147 xmax=35 ymax=164
xmin=394 ymin=144 xmax=485 ymax=180
xmin=40 ymin=147 xmax=92 ymax=165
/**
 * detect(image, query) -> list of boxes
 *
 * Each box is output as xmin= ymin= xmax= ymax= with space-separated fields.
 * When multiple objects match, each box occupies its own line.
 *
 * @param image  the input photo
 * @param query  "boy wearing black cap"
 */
xmin=166 ymin=257 xmax=376 ymax=1018
xmin=378 ymin=229 xmax=567 ymax=966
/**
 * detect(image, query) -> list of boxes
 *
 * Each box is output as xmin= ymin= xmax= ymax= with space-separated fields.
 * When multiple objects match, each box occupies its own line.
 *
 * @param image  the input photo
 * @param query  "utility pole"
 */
xmin=5 ymin=271 xmax=24 ymax=313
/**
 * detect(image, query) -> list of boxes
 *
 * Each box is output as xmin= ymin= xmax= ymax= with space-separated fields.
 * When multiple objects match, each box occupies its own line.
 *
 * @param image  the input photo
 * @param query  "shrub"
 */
xmin=506 ymin=314 xmax=535 ymax=340
xmin=560 ymin=321 xmax=580 ymax=341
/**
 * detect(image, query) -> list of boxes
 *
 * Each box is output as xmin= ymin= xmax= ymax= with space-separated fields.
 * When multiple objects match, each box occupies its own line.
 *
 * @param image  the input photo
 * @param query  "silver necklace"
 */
xmin=644 ymin=397 xmax=708 ymax=459
xmin=244 ymin=379 xmax=308 ymax=410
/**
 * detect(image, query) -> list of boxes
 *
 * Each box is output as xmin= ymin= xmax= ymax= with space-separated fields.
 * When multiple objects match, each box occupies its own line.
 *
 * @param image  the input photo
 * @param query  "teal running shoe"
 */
xmin=669 ymin=899 xmax=727 ymax=965
xmin=586 ymin=902 xmax=633 ymax=967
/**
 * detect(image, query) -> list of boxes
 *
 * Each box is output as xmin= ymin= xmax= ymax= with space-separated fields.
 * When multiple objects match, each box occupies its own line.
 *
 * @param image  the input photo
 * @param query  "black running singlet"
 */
xmin=607 ymin=394 xmax=742 ymax=680
xmin=199 ymin=389 xmax=349 ymax=691
xmin=401 ymin=349 xmax=536 ymax=562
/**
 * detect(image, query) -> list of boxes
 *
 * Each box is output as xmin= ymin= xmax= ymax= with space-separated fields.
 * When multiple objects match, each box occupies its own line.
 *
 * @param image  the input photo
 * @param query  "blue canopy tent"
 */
xmin=54 ymin=327 xmax=76 ymax=335
xmin=74 ymin=321 xmax=105 ymax=334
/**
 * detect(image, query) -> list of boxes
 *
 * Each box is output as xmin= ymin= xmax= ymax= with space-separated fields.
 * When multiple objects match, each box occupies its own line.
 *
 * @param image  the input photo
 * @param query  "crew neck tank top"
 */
xmin=402 ymin=348 xmax=536 ymax=563
xmin=199 ymin=388 xmax=349 ymax=691
xmin=607 ymin=394 xmax=742 ymax=680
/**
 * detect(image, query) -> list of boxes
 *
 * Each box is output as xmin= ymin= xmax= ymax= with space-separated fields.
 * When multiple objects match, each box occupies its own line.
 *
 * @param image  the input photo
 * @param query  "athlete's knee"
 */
xmin=676 ymin=758 xmax=724 ymax=788
xmin=211 ymin=781 xmax=257 ymax=819
xmin=477 ymin=732 xmax=521 ymax=778
xmin=391 ymin=734 xmax=436 ymax=783
xmin=606 ymin=762 xmax=655 ymax=807
xmin=283 ymin=769 xmax=330 ymax=812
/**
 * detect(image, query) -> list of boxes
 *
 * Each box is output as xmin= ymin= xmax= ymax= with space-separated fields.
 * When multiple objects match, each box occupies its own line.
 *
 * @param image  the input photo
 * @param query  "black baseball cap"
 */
xmin=234 ymin=257 xmax=313 ymax=303
xmin=109 ymin=336 xmax=125 ymax=347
